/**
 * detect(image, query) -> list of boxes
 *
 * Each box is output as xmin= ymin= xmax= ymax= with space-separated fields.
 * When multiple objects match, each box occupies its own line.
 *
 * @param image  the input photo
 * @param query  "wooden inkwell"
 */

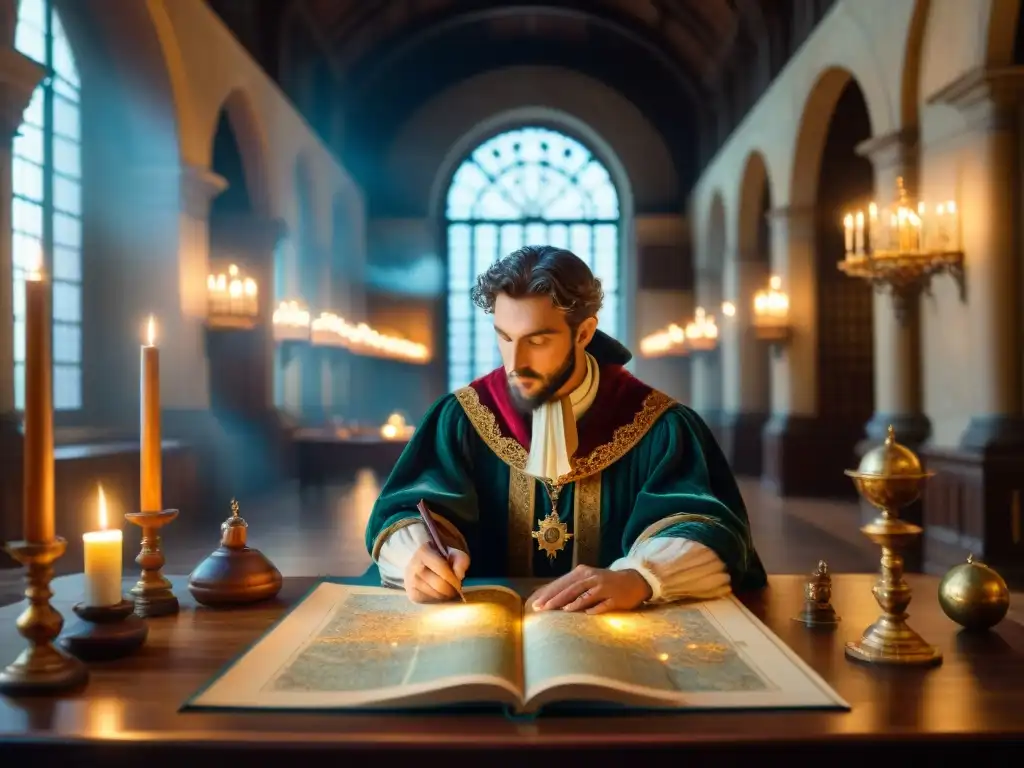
xmin=59 ymin=598 xmax=149 ymax=662
xmin=188 ymin=499 xmax=283 ymax=607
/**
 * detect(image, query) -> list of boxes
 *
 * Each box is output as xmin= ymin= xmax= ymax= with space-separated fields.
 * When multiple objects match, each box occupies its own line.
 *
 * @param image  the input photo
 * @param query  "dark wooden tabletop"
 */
xmin=0 ymin=571 xmax=1021 ymax=764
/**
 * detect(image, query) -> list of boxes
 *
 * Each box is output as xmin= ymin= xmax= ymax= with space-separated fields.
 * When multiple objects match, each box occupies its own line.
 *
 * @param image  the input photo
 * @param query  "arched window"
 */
xmin=13 ymin=0 xmax=82 ymax=411
xmin=445 ymin=126 xmax=620 ymax=389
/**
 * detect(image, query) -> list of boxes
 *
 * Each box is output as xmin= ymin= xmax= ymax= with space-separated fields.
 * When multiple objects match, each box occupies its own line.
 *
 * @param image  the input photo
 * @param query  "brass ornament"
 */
xmin=843 ymin=425 xmax=942 ymax=666
xmin=188 ymin=498 xmax=283 ymax=607
xmin=793 ymin=560 xmax=841 ymax=627
xmin=938 ymin=554 xmax=1010 ymax=631
xmin=532 ymin=511 xmax=573 ymax=562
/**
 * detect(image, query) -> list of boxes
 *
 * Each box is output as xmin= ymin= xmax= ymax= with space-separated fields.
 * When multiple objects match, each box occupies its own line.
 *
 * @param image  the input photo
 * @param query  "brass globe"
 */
xmin=938 ymin=554 xmax=1010 ymax=631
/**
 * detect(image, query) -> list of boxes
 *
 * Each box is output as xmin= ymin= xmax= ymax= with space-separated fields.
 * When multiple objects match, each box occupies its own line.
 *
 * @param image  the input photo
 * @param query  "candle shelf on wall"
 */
xmin=683 ymin=307 xmax=719 ymax=355
xmin=752 ymin=275 xmax=792 ymax=355
xmin=639 ymin=323 xmax=688 ymax=358
xmin=206 ymin=264 xmax=259 ymax=330
xmin=839 ymin=177 xmax=965 ymax=323
xmin=309 ymin=311 xmax=430 ymax=364
xmin=272 ymin=300 xmax=311 ymax=366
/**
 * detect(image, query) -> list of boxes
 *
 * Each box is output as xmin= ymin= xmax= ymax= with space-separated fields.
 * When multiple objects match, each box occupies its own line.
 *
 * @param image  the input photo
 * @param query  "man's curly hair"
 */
xmin=470 ymin=245 xmax=604 ymax=330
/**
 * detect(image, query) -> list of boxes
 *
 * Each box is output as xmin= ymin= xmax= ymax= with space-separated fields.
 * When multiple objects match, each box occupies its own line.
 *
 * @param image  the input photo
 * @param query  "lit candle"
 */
xmin=854 ymin=212 xmax=864 ymax=254
xmin=140 ymin=316 xmax=161 ymax=512
xmin=22 ymin=261 xmax=54 ymax=543
xmin=843 ymin=214 xmax=853 ymax=254
xmin=868 ymin=203 xmax=878 ymax=253
xmin=83 ymin=484 xmax=122 ymax=607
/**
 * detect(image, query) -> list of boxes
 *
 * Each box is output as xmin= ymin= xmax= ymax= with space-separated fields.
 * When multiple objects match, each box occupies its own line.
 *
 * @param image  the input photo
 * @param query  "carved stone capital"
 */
xmin=0 ymin=46 xmax=44 ymax=139
xmin=927 ymin=66 xmax=1024 ymax=133
xmin=855 ymin=127 xmax=918 ymax=177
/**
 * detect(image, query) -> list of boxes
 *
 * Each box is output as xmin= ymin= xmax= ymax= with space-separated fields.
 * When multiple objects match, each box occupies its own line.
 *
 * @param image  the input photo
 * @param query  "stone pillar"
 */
xmin=854 ymin=129 xmax=930 ymax=449
xmin=0 ymin=46 xmax=43 ymax=554
xmin=915 ymin=67 xmax=1024 ymax=581
xmin=932 ymin=69 xmax=1024 ymax=451
xmin=761 ymin=205 xmax=820 ymax=496
xmin=720 ymin=250 xmax=770 ymax=475
xmin=690 ymin=267 xmax=723 ymax=437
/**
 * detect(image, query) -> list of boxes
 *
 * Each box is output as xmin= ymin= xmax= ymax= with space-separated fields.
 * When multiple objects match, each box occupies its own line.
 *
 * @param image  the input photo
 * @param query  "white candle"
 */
xmin=843 ymin=214 xmax=853 ymax=254
xmin=83 ymin=484 xmax=123 ymax=607
xmin=854 ymin=212 xmax=864 ymax=254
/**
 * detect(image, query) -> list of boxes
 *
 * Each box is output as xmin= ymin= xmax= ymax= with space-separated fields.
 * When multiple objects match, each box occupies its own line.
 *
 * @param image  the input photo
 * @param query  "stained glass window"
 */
xmin=13 ymin=0 xmax=82 ymax=411
xmin=445 ymin=127 xmax=620 ymax=389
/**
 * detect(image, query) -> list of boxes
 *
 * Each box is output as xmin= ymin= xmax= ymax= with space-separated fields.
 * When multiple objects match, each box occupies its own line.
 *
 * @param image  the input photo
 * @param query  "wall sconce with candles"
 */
xmin=206 ymin=264 xmax=258 ymax=329
xmin=752 ymin=275 xmax=792 ymax=354
xmin=684 ymin=307 xmax=719 ymax=354
xmin=639 ymin=323 xmax=687 ymax=358
xmin=839 ymin=177 xmax=965 ymax=322
xmin=271 ymin=299 xmax=311 ymax=366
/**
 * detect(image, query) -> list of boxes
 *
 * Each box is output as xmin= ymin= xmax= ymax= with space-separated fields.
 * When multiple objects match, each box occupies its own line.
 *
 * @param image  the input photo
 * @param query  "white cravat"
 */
xmin=524 ymin=352 xmax=599 ymax=482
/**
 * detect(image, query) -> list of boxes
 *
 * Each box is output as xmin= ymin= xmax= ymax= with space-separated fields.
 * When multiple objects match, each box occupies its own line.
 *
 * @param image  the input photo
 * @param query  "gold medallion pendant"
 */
xmin=532 ymin=511 xmax=573 ymax=561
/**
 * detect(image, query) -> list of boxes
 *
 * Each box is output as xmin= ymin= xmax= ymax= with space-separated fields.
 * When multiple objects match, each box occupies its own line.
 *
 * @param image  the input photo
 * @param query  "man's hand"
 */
xmin=528 ymin=565 xmax=653 ymax=614
xmin=404 ymin=542 xmax=470 ymax=603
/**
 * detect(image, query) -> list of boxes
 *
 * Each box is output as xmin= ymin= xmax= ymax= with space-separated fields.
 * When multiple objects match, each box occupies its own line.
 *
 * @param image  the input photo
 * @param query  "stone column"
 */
xmin=761 ymin=205 xmax=818 ymax=495
xmin=931 ymin=68 xmax=1024 ymax=451
xmin=689 ymin=267 xmax=723 ymax=437
xmin=720 ymin=250 xmax=770 ymax=475
xmin=0 ymin=46 xmax=43 ymax=552
xmin=855 ymin=129 xmax=930 ymax=448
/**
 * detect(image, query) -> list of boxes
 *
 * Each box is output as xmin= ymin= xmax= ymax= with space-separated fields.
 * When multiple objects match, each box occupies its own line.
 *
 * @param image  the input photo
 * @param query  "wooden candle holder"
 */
xmin=59 ymin=599 xmax=148 ymax=662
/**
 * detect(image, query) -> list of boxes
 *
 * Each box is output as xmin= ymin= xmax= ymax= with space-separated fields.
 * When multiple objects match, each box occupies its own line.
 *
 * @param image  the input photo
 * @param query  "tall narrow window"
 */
xmin=445 ymin=127 xmax=620 ymax=390
xmin=13 ymin=0 xmax=83 ymax=411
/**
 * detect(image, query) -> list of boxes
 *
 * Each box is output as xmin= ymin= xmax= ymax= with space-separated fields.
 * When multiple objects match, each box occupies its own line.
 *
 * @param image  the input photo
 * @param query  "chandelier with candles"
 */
xmin=839 ymin=177 xmax=964 ymax=321
xmin=207 ymin=264 xmax=258 ymax=328
xmin=639 ymin=307 xmax=719 ymax=358
xmin=752 ymin=275 xmax=792 ymax=347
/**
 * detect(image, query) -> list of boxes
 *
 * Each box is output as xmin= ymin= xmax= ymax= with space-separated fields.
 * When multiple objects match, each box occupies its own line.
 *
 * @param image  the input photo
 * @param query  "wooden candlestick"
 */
xmin=125 ymin=509 xmax=179 ymax=618
xmin=59 ymin=599 xmax=148 ymax=662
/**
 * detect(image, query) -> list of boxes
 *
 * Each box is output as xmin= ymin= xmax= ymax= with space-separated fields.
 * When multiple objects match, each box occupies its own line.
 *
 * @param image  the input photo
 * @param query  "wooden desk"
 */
xmin=293 ymin=431 xmax=408 ymax=487
xmin=0 ymin=573 xmax=1022 ymax=765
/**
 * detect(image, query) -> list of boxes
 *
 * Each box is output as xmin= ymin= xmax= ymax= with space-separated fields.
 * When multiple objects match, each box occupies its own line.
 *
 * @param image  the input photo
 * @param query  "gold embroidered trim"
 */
xmin=370 ymin=512 xmax=469 ymax=562
xmin=629 ymin=513 xmax=730 ymax=555
xmin=572 ymin=471 xmax=602 ymax=568
xmin=454 ymin=386 xmax=675 ymax=484
xmin=507 ymin=466 xmax=536 ymax=577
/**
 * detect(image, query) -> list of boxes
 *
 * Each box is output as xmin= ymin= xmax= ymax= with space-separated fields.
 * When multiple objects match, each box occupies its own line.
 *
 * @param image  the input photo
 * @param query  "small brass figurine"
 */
xmin=938 ymin=554 xmax=1010 ymax=631
xmin=843 ymin=425 xmax=942 ymax=666
xmin=793 ymin=560 xmax=841 ymax=627
xmin=188 ymin=499 xmax=283 ymax=607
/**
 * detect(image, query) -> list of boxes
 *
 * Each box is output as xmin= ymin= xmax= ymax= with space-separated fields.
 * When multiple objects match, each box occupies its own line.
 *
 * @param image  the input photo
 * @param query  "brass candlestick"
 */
xmin=124 ymin=509 xmax=179 ymax=618
xmin=844 ymin=425 xmax=942 ymax=666
xmin=0 ymin=538 xmax=89 ymax=695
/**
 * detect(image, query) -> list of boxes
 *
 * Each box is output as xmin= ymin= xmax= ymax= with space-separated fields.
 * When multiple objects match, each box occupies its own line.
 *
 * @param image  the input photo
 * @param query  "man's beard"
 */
xmin=506 ymin=347 xmax=577 ymax=413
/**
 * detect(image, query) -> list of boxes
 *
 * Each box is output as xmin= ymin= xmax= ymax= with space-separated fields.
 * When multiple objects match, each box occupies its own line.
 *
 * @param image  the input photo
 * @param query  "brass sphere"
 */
xmin=845 ymin=425 xmax=932 ymax=512
xmin=938 ymin=554 xmax=1010 ymax=631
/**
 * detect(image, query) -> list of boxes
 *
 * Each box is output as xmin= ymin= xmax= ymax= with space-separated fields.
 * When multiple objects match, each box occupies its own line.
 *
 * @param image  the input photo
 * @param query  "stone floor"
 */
xmin=0 ymin=474 xmax=887 ymax=607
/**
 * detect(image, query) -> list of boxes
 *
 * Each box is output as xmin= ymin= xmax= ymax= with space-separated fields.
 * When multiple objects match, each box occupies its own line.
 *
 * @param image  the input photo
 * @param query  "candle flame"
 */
xmin=146 ymin=315 xmax=156 ymax=346
xmin=97 ymin=484 xmax=108 ymax=530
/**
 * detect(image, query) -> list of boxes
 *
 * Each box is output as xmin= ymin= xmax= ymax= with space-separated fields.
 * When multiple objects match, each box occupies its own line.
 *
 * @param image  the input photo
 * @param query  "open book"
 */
xmin=186 ymin=581 xmax=848 ymax=714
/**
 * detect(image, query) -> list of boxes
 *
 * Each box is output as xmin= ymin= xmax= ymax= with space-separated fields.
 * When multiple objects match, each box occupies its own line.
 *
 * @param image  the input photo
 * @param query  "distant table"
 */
xmin=292 ymin=430 xmax=409 ymax=487
xmin=0 ymin=573 xmax=1022 ymax=765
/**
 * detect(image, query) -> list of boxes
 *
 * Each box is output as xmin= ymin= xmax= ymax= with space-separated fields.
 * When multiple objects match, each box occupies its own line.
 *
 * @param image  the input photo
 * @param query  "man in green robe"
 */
xmin=365 ymin=245 xmax=767 ymax=613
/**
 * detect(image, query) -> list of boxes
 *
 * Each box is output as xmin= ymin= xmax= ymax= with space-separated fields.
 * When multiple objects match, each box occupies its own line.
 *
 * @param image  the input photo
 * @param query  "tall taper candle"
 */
xmin=23 ymin=265 xmax=54 ymax=543
xmin=140 ymin=316 xmax=161 ymax=512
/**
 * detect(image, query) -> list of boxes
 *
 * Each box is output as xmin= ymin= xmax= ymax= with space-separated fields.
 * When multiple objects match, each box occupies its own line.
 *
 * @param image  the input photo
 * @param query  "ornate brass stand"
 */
xmin=0 ymin=538 xmax=89 ymax=695
xmin=124 ymin=509 xmax=179 ymax=618
xmin=844 ymin=426 xmax=942 ymax=666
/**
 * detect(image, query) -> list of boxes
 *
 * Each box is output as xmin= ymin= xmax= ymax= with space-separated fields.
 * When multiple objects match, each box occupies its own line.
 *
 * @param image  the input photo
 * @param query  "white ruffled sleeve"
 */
xmin=609 ymin=538 xmax=731 ymax=603
xmin=376 ymin=521 xmax=467 ymax=586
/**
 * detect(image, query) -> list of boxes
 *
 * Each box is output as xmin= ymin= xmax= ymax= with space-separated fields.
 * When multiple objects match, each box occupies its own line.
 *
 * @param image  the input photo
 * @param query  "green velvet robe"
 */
xmin=365 ymin=359 xmax=767 ymax=592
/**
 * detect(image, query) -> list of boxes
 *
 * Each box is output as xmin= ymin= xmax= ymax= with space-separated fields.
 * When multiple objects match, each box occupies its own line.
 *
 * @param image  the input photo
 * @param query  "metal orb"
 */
xmin=938 ymin=554 xmax=1010 ymax=631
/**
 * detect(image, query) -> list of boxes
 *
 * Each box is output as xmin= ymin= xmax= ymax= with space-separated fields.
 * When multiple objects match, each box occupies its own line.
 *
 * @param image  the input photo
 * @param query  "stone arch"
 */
xmin=704 ymin=192 xmax=727 ymax=271
xmin=791 ymin=67 xmax=881 ymax=211
xmin=900 ymin=0 xmax=932 ymax=129
xmin=428 ymin=106 xmax=634 ymax=227
xmin=209 ymin=88 xmax=272 ymax=218
xmin=736 ymin=151 xmax=772 ymax=260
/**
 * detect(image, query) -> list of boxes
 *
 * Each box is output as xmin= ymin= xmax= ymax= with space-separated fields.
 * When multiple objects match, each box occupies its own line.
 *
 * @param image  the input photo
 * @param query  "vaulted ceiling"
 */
xmin=208 ymin=0 xmax=837 ymax=214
